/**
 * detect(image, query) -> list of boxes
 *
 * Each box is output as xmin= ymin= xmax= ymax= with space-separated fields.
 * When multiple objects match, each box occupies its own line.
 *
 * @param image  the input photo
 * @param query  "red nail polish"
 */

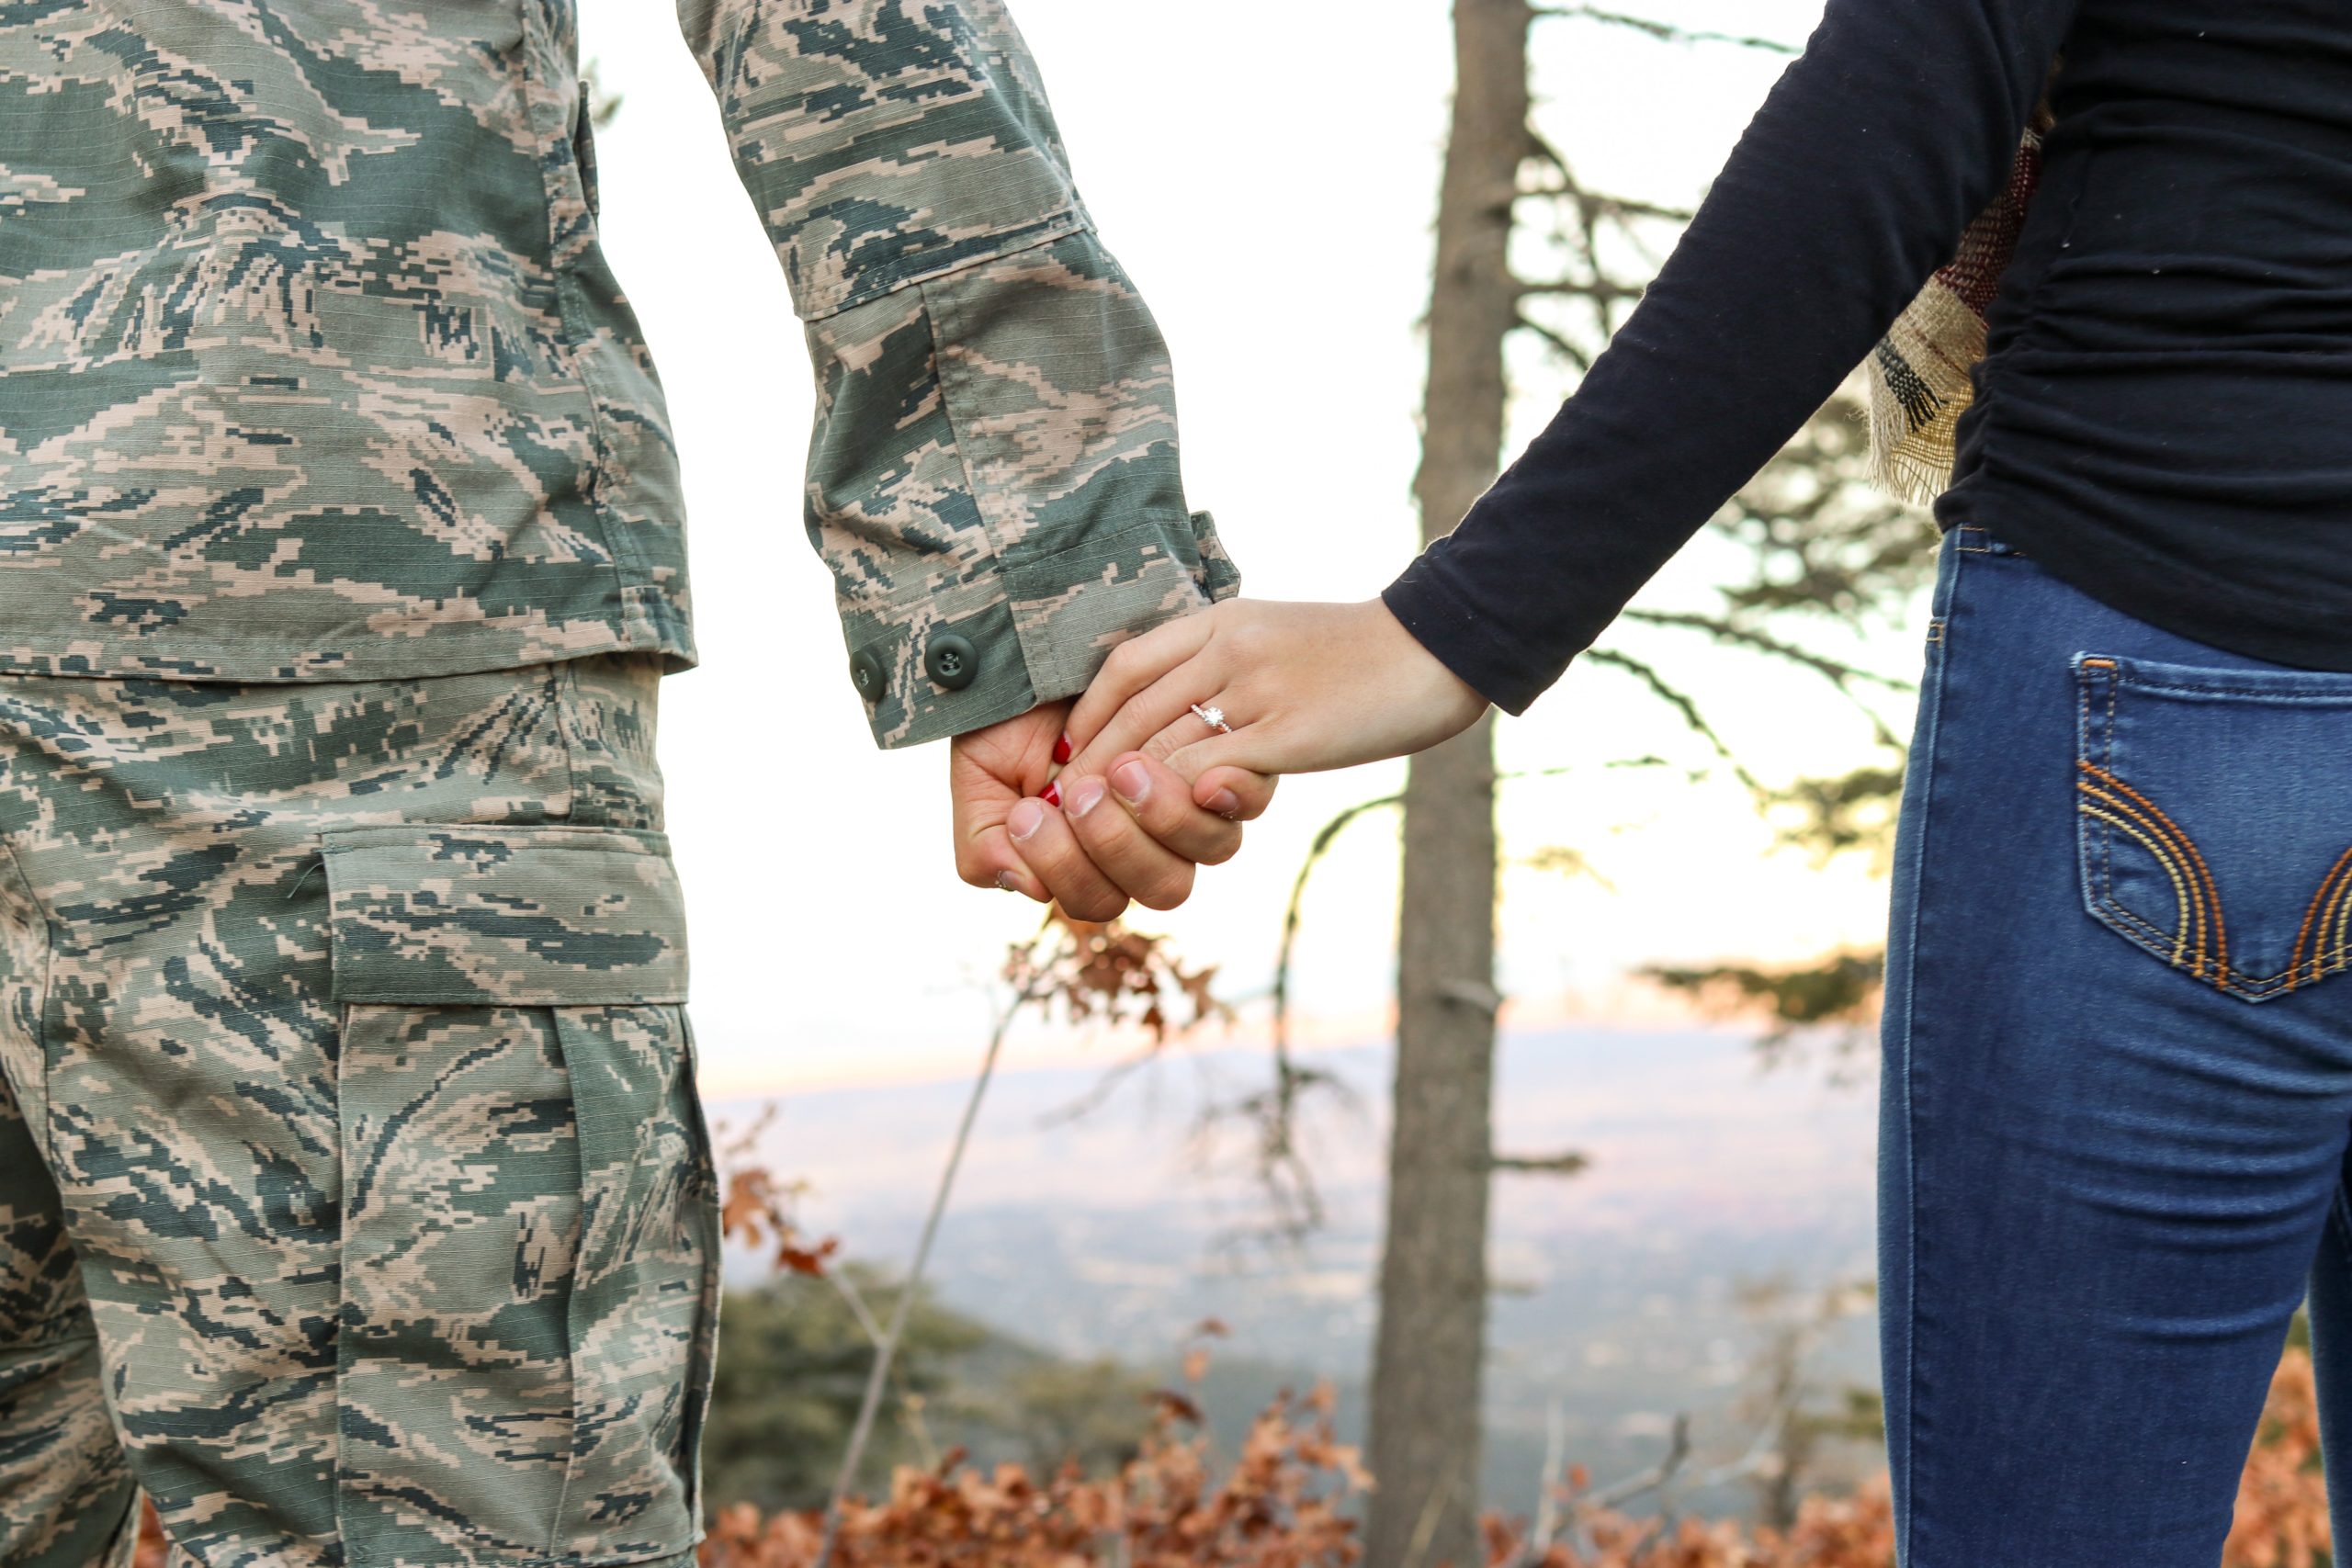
xmin=1053 ymin=733 xmax=1073 ymax=765
xmin=1041 ymin=782 xmax=1061 ymax=808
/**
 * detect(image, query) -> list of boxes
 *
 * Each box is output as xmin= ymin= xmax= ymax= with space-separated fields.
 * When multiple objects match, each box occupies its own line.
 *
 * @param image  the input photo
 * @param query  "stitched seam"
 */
xmin=2087 ymin=886 xmax=2310 ymax=998
xmin=2077 ymin=784 xmax=2210 ymax=972
xmin=1893 ymin=527 xmax=1970 ymax=1565
xmin=0 ymin=826 xmax=54 ymax=1168
xmin=2290 ymin=847 xmax=2352 ymax=987
xmin=2078 ymin=803 xmax=2193 ymax=967
xmin=2087 ymin=900 xmax=2295 ymax=998
xmin=2079 ymin=760 xmax=2230 ymax=987
xmin=2322 ymin=860 xmax=2352 ymax=984
xmin=555 ymin=663 xmax=582 ymax=828
xmin=799 ymin=214 xmax=1088 ymax=324
xmin=2101 ymin=671 xmax=2352 ymax=703
xmin=521 ymin=0 xmax=636 ymax=620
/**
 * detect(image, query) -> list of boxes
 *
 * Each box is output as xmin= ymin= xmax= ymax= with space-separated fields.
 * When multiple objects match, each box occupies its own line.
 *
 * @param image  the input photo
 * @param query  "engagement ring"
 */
xmin=1191 ymin=703 xmax=1232 ymax=734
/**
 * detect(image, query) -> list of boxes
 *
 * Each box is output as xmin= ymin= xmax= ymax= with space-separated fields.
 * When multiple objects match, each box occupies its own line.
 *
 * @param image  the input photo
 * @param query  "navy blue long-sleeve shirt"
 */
xmin=1385 ymin=0 xmax=2352 ymax=714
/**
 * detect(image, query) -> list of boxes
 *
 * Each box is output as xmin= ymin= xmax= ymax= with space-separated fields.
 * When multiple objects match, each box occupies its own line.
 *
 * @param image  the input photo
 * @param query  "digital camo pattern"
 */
xmin=0 ymin=1075 xmax=135 ymax=1568
xmin=0 ymin=0 xmax=1235 ymax=749
xmin=0 ymin=656 xmax=718 ymax=1567
xmin=322 ymin=826 xmax=691 ymax=1006
xmin=0 ymin=2 xmax=692 ymax=685
xmin=692 ymin=0 xmax=1241 ymax=744
xmin=805 ymin=230 xmax=1240 ymax=745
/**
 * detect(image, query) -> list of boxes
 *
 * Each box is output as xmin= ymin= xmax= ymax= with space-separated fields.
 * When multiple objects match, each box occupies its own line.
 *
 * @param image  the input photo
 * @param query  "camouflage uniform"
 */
xmin=0 ymin=1 xmax=1232 ymax=1562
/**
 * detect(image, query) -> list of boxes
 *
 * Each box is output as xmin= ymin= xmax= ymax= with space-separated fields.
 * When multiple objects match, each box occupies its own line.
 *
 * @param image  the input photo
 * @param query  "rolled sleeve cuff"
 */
xmin=845 ymin=508 xmax=1237 ymax=748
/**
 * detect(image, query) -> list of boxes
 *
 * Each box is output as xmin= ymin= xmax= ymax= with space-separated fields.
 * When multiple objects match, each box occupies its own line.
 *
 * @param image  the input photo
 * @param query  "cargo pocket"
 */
xmin=322 ymin=825 xmax=717 ymax=1565
xmin=2075 ymin=654 xmax=2352 ymax=1002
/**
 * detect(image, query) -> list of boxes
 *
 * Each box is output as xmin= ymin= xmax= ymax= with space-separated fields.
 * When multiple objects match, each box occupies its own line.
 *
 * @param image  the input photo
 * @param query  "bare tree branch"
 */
xmin=1534 ymin=4 xmax=1800 ymax=55
xmin=1512 ymin=310 xmax=1593 ymax=371
xmin=1583 ymin=1413 xmax=1693 ymax=1509
xmin=818 ymin=921 xmax=1055 ymax=1568
xmin=1580 ymin=648 xmax=1768 ymax=798
xmin=1491 ymin=1149 xmax=1590 ymax=1176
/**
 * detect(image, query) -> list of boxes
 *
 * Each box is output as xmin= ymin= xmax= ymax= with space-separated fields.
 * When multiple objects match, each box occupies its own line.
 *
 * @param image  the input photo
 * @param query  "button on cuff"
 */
xmin=924 ymin=632 xmax=979 ymax=691
xmin=847 ymin=646 xmax=888 ymax=702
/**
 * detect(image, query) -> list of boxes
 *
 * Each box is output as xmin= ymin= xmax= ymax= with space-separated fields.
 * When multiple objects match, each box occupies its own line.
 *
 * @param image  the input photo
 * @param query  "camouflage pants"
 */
xmin=0 ymin=657 xmax=718 ymax=1568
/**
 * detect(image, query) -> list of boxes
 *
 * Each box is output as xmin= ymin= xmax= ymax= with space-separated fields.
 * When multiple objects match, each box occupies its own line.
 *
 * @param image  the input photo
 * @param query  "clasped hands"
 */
xmin=949 ymin=597 xmax=1488 ymax=919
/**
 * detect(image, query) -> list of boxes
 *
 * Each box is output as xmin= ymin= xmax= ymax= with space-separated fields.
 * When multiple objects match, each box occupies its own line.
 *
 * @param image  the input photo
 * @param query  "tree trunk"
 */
xmin=1364 ymin=5 xmax=1528 ymax=1567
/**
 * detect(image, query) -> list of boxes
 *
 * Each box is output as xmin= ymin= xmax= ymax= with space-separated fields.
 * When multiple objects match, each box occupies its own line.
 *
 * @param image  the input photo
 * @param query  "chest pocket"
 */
xmin=2075 ymin=654 xmax=2352 ymax=1003
xmin=321 ymin=824 xmax=715 ymax=1565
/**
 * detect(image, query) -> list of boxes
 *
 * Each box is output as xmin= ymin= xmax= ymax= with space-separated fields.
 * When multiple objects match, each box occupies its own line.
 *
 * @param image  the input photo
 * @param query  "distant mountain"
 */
xmin=711 ymin=1025 xmax=1883 ymax=1515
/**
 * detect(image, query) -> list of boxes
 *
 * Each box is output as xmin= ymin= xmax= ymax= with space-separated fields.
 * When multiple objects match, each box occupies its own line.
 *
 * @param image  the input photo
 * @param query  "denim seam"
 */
xmin=1893 ymin=541 xmax=1963 ymax=1566
xmin=2110 ymin=682 xmax=2352 ymax=705
xmin=2092 ymin=896 xmax=2339 ymax=999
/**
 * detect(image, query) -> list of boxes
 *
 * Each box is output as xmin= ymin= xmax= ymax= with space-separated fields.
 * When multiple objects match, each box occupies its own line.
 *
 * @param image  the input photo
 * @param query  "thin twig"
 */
xmin=815 ymin=922 xmax=1053 ymax=1568
xmin=1617 ymin=608 xmax=1915 ymax=694
xmin=1579 ymin=649 xmax=1769 ymax=799
xmin=1585 ymin=1412 xmax=1693 ymax=1509
xmin=1518 ymin=1397 xmax=1571 ymax=1568
xmin=828 ymin=1268 xmax=884 ymax=1346
xmin=1401 ymin=1450 xmax=1473 ymax=1568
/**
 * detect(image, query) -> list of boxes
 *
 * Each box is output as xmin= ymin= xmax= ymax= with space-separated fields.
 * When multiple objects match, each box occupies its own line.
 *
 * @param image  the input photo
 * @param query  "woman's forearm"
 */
xmin=1385 ymin=0 xmax=2081 ymax=714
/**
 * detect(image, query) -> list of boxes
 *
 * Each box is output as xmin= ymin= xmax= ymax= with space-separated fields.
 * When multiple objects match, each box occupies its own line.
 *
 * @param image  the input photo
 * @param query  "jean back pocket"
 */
xmin=2075 ymin=654 xmax=2352 ymax=1002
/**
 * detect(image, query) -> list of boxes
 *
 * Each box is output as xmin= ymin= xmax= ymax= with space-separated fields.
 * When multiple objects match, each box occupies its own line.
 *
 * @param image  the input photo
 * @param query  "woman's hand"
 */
xmin=1058 ymin=598 xmax=1489 ymax=799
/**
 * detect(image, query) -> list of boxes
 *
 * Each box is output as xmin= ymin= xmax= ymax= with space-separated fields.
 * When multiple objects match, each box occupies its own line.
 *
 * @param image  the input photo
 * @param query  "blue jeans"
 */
xmin=1881 ymin=525 xmax=2352 ymax=1563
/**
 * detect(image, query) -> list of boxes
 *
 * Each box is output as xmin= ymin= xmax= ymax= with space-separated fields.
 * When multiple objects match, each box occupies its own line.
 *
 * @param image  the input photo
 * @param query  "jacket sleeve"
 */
xmin=675 ymin=0 xmax=1238 ymax=747
xmin=1381 ymin=0 xmax=2080 ymax=716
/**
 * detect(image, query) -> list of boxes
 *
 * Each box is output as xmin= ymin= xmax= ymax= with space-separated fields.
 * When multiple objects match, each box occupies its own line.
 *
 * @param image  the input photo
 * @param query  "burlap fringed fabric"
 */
xmin=1863 ymin=104 xmax=2057 ymax=504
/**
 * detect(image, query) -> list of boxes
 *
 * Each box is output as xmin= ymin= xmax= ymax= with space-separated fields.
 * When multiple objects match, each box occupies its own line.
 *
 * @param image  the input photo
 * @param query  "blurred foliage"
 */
xmin=703 ymin=1270 xmax=989 ymax=1513
xmin=1640 ymin=951 xmax=1884 ymax=1064
xmin=996 ymin=1353 xmax=1159 ymax=1476
xmin=1769 ymin=765 xmax=1908 ymax=870
xmin=129 ymin=1342 xmax=2331 ymax=1568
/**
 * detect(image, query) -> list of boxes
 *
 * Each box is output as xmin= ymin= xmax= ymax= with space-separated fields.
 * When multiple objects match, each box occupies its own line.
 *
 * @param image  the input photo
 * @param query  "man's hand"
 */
xmin=950 ymin=700 xmax=1277 ymax=920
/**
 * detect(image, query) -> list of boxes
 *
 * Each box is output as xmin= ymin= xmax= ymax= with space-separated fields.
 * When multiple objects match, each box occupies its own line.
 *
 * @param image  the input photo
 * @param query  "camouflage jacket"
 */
xmin=0 ymin=1 xmax=1236 ymax=747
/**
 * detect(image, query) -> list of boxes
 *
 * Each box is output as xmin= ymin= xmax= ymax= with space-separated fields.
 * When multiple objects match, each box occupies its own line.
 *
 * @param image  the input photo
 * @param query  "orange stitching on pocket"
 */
xmin=2078 ymin=774 xmax=2219 ymax=979
xmin=2318 ymin=855 xmax=2352 ymax=985
xmin=2079 ymin=801 xmax=2197 ymax=967
xmin=2078 ymin=785 xmax=2208 ymax=975
xmin=2289 ymin=847 xmax=2352 ymax=989
xmin=2079 ymin=761 xmax=2231 ymax=989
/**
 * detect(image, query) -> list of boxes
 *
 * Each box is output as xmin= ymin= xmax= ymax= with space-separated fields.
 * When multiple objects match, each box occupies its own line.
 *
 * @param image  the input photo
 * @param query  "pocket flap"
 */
xmin=320 ymin=826 xmax=689 ymax=1005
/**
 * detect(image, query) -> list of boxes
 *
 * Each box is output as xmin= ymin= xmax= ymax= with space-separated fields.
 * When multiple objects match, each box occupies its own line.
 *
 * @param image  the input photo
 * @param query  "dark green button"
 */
xmin=924 ymin=633 xmax=978 ymax=691
xmin=848 ymin=648 xmax=887 ymax=702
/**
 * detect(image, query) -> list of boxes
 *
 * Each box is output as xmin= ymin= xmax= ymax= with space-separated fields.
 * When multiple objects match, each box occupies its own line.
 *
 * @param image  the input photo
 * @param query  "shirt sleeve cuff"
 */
xmin=1381 ymin=546 xmax=1560 ymax=717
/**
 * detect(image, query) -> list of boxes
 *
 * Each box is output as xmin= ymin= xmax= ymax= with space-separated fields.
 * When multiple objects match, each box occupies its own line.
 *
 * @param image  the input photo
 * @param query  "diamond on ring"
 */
xmin=1191 ymin=703 xmax=1232 ymax=734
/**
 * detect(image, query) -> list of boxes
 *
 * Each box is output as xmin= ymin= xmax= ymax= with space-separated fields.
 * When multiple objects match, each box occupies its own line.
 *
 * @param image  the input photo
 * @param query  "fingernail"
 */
xmin=1053 ymin=732 xmax=1073 ymax=765
xmin=1009 ymin=799 xmax=1046 ymax=842
xmin=1041 ymin=781 xmax=1061 ymax=808
xmin=995 ymin=869 xmax=1023 ymax=892
xmin=1066 ymin=776 xmax=1107 ymax=819
xmin=1111 ymin=759 xmax=1151 ymax=805
xmin=1204 ymin=787 xmax=1240 ymax=818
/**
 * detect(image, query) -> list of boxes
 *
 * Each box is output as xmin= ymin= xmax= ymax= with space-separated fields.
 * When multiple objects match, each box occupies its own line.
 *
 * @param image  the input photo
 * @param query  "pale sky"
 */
xmin=574 ymin=0 xmax=1895 ymax=1098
